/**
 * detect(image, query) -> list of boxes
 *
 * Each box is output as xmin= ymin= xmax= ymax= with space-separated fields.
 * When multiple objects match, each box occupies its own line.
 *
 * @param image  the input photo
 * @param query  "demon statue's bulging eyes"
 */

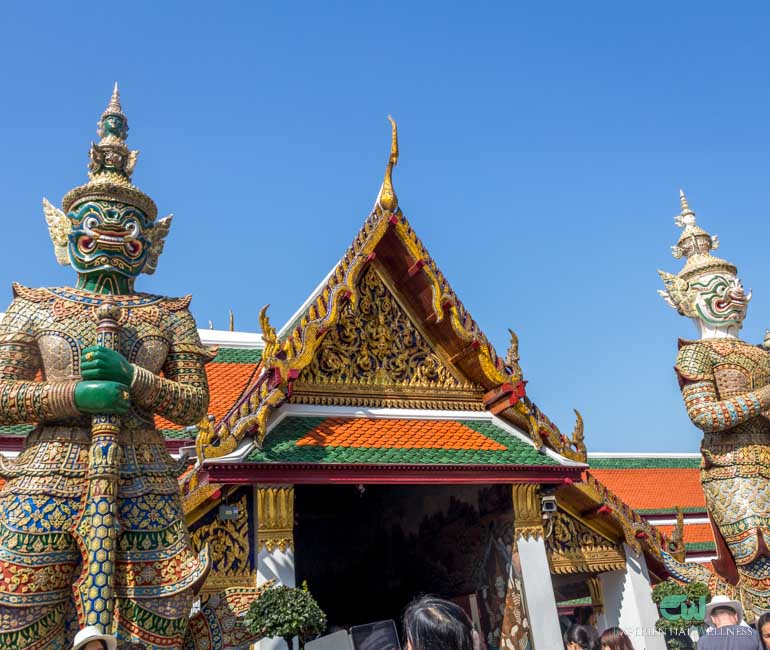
xmin=67 ymin=200 xmax=152 ymax=278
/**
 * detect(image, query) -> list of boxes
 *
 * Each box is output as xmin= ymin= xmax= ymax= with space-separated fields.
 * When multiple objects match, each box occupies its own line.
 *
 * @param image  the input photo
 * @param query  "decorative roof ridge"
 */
xmin=197 ymin=119 xmax=578 ymax=463
xmin=583 ymin=471 xmax=676 ymax=560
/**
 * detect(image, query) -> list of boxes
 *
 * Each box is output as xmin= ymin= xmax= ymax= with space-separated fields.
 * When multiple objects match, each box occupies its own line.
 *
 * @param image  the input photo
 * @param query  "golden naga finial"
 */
xmin=259 ymin=305 xmax=279 ymax=364
xmin=377 ymin=115 xmax=399 ymax=213
xmin=669 ymin=505 xmax=687 ymax=562
xmin=505 ymin=328 xmax=522 ymax=377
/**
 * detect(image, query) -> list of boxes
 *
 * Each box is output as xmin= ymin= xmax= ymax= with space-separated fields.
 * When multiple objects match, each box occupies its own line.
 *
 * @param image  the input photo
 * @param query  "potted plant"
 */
xmin=651 ymin=579 xmax=710 ymax=650
xmin=245 ymin=581 xmax=327 ymax=649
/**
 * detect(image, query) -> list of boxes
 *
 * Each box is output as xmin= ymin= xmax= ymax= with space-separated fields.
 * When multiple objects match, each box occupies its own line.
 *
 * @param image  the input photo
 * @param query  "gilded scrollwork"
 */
xmin=300 ymin=266 xmax=462 ymax=388
xmin=546 ymin=511 xmax=625 ymax=574
xmin=190 ymin=494 xmax=254 ymax=593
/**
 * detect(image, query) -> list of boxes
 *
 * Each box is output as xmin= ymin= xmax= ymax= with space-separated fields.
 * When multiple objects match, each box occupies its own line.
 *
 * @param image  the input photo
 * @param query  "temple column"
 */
xmin=597 ymin=543 xmax=665 ymax=650
xmin=256 ymin=485 xmax=296 ymax=650
xmin=511 ymin=483 xmax=561 ymax=650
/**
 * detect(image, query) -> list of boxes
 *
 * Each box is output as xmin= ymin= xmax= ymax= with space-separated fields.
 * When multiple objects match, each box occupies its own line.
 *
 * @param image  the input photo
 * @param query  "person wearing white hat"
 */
xmin=71 ymin=626 xmax=118 ymax=650
xmin=697 ymin=595 xmax=762 ymax=649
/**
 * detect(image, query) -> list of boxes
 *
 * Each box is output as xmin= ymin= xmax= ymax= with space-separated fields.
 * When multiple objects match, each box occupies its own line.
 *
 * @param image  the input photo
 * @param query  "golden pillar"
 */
xmin=256 ymin=485 xmax=295 ymax=554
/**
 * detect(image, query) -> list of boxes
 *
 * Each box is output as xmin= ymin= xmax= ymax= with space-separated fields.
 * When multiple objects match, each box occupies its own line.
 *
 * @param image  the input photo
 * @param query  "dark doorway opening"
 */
xmin=294 ymin=483 xmax=517 ymax=644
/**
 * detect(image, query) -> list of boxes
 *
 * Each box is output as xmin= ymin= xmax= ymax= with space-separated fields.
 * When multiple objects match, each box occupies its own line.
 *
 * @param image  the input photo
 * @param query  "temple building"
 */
xmin=0 ymin=118 xmax=705 ymax=650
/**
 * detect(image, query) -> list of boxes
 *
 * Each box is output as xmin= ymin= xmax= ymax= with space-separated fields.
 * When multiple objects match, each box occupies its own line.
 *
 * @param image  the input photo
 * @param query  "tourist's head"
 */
xmin=711 ymin=605 xmax=739 ymax=627
xmin=403 ymin=596 xmax=477 ymax=650
xmin=705 ymin=595 xmax=744 ymax=628
xmin=565 ymin=623 xmax=598 ymax=650
xmin=599 ymin=627 xmax=634 ymax=650
xmin=757 ymin=612 xmax=770 ymax=648
xmin=84 ymin=643 xmax=109 ymax=650
xmin=72 ymin=626 xmax=117 ymax=650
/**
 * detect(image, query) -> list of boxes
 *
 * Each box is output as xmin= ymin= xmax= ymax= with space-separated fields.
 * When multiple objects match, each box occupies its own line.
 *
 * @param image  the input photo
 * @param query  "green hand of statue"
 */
xmin=81 ymin=346 xmax=135 ymax=385
xmin=74 ymin=381 xmax=131 ymax=415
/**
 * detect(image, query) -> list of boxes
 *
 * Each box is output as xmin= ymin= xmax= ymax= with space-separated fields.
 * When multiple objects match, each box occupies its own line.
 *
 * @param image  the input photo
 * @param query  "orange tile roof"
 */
xmin=657 ymin=523 xmax=715 ymax=545
xmin=588 ymin=468 xmax=706 ymax=511
xmin=295 ymin=418 xmax=509 ymax=450
xmin=155 ymin=361 xmax=258 ymax=431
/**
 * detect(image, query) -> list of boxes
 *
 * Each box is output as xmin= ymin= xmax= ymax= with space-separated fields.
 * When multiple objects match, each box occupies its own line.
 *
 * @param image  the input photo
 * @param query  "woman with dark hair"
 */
xmin=757 ymin=612 xmax=770 ymax=649
xmin=403 ymin=596 xmax=479 ymax=650
xmin=599 ymin=627 xmax=635 ymax=650
xmin=565 ymin=623 xmax=599 ymax=650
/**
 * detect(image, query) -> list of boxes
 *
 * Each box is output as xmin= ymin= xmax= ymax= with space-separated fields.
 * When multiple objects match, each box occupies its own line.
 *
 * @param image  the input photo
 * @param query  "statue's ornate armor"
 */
xmin=677 ymin=337 xmax=770 ymax=606
xmin=0 ymin=284 xmax=211 ymax=648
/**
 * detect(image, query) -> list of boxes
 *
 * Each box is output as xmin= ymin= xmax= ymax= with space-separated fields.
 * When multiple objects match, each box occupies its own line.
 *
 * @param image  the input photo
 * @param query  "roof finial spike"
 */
xmin=377 ymin=115 xmax=399 ymax=213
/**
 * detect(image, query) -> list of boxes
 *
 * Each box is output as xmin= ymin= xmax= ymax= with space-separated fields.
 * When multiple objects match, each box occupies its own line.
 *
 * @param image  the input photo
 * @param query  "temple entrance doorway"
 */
xmin=294 ymin=483 xmax=530 ymax=648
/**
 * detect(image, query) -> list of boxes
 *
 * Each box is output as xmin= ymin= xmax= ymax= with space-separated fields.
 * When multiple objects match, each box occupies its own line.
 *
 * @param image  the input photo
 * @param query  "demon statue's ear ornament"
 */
xmin=42 ymin=198 xmax=71 ymax=266
xmin=657 ymin=270 xmax=692 ymax=316
xmin=145 ymin=214 xmax=173 ymax=275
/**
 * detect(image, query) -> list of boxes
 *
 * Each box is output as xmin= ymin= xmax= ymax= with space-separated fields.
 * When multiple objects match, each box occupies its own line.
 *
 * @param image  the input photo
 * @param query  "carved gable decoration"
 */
xmin=292 ymin=266 xmax=483 ymax=409
xmin=190 ymin=492 xmax=256 ymax=593
xmin=546 ymin=510 xmax=626 ymax=574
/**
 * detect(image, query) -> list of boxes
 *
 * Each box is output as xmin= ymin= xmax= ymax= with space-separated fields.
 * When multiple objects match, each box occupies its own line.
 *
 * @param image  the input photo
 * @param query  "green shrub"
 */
xmin=651 ymin=579 xmax=709 ymax=648
xmin=245 ymin=581 xmax=327 ymax=649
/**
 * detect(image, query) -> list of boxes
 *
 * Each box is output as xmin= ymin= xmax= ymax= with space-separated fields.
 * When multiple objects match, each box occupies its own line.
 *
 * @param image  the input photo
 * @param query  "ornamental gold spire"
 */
xmin=377 ymin=115 xmax=399 ymax=213
xmin=61 ymin=83 xmax=158 ymax=221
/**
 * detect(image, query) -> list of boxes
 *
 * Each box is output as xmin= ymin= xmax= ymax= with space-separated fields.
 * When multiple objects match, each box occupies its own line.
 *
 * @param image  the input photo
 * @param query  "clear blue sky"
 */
xmin=1 ymin=2 xmax=769 ymax=452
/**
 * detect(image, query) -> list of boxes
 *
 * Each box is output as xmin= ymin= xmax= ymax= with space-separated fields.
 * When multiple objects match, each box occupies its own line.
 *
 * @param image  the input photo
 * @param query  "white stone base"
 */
xmin=598 ymin=543 xmax=666 ymax=650
xmin=517 ymin=533 xmax=562 ymax=649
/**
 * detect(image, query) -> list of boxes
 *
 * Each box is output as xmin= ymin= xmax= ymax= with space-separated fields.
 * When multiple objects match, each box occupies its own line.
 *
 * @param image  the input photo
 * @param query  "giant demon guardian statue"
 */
xmin=0 ymin=86 xmax=264 ymax=650
xmin=659 ymin=191 xmax=770 ymax=618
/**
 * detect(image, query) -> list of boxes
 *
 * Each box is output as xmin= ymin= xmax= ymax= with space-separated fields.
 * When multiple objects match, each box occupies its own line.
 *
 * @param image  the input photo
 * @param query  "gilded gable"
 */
xmin=291 ymin=266 xmax=483 ymax=409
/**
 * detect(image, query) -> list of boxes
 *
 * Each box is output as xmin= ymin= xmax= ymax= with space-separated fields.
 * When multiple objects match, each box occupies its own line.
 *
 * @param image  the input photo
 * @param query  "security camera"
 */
xmin=541 ymin=496 xmax=557 ymax=513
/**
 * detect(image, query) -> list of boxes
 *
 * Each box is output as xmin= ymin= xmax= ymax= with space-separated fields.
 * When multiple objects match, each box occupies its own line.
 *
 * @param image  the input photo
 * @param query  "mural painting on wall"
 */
xmin=477 ymin=520 xmax=531 ymax=650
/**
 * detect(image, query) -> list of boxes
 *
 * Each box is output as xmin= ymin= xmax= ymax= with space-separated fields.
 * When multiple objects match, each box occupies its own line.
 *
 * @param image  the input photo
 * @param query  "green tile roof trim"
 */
xmin=686 ymin=541 xmax=716 ymax=552
xmin=637 ymin=507 xmax=707 ymax=515
xmin=0 ymin=423 xmax=193 ymax=442
xmin=160 ymin=428 xmax=194 ymax=440
xmin=211 ymin=347 xmax=263 ymax=364
xmin=0 ymin=424 xmax=34 ymax=437
xmin=589 ymin=457 xmax=701 ymax=469
xmin=557 ymin=597 xmax=592 ymax=606
xmin=245 ymin=417 xmax=561 ymax=466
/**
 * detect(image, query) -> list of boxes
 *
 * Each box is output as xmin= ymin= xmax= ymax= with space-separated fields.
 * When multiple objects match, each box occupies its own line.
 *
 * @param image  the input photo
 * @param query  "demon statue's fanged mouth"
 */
xmin=67 ymin=200 xmax=152 ymax=277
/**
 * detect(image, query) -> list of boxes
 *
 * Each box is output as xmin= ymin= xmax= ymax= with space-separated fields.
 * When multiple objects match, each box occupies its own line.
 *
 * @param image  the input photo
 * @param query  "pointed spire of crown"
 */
xmin=104 ymin=83 xmax=123 ymax=118
xmin=97 ymin=82 xmax=129 ymax=142
xmin=667 ymin=189 xmax=733 ymax=280
xmin=678 ymin=188 xmax=694 ymax=220
xmin=377 ymin=115 xmax=399 ymax=213
xmin=62 ymin=84 xmax=157 ymax=221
